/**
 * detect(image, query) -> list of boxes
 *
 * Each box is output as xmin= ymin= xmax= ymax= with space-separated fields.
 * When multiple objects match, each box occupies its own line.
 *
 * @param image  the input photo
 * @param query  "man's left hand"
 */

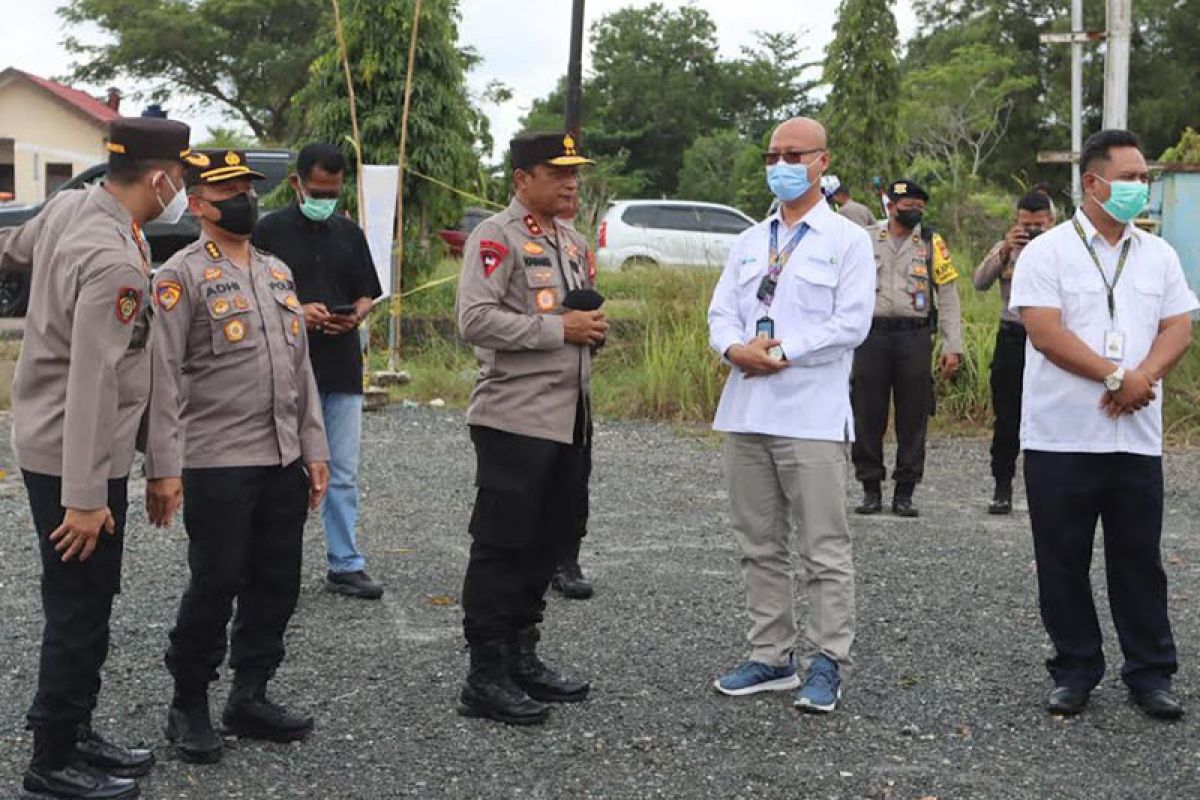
xmin=321 ymin=314 xmax=359 ymax=335
xmin=307 ymin=461 xmax=330 ymax=510
xmin=939 ymin=353 xmax=961 ymax=380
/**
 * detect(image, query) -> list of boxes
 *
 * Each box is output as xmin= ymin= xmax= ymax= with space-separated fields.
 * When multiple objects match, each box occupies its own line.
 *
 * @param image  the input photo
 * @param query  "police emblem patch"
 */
xmin=479 ymin=239 xmax=509 ymax=277
xmin=204 ymin=267 xmax=222 ymax=281
xmin=535 ymin=288 xmax=557 ymax=312
xmin=234 ymin=295 xmax=250 ymax=311
xmin=155 ymin=280 xmax=182 ymax=312
xmin=115 ymin=287 xmax=141 ymax=324
xmin=224 ymin=319 xmax=246 ymax=343
xmin=211 ymin=298 xmax=231 ymax=315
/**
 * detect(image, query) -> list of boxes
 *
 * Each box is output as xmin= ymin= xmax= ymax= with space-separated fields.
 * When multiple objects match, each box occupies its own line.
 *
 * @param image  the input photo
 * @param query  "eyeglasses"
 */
xmin=762 ymin=148 xmax=824 ymax=166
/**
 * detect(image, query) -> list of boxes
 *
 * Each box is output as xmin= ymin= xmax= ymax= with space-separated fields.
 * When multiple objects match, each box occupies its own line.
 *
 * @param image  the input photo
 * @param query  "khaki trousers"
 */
xmin=724 ymin=433 xmax=855 ymax=668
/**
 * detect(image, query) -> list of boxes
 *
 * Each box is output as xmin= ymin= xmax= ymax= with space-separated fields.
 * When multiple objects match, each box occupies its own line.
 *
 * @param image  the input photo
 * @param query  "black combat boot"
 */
xmin=892 ymin=482 xmax=919 ymax=517
xmin=23 ymin=726 xmax=138 ymax=800
xmin=458 ymin=640 xmax=549 ymax=725
xmin=988 ymin=479 xmax=1013 ymax=515
xmin=854 ymin=480 xmax=883 ymax=515
xmin=165 ymin=685 xmax=222 ymax=764
xmin=74 ymin=724 xmax=154 ymax=778
xmin=512 ymin=627 xmax=590 ymax=703
xmin=222 ymin=674 xmax=313 ymax=743
xmin=551 ymin=538 xmax=594 ymax=600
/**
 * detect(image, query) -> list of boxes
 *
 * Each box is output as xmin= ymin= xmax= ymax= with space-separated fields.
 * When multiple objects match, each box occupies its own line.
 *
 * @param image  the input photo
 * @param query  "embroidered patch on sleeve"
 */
xmin=116 ymin=287 xmax=141 ymax=324
xmin=932 ymin=234 xmax=959 ymax=285
xmin=479 ymin=239 xmax=509 ymax=277
xmin=155 ymin=280 xmax=182 ymax=312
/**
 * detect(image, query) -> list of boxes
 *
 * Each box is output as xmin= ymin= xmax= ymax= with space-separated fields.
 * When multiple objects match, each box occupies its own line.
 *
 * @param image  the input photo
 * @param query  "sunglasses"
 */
xmin=762 ymin=148 xmax=824 ymax=166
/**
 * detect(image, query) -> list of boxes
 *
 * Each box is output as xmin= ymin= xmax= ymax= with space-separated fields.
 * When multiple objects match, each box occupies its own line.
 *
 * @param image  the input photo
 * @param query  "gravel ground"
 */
xmin=1 ymin=406 xmax=1199 ymax=799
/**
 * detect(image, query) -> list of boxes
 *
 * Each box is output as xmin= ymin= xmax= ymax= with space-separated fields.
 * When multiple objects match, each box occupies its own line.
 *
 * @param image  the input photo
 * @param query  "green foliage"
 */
xmin=821 ymin=0 xmax=904 ymax=198
xmin=295 ymin=0 xmax=480 ymax=290
xmin=58 ymin=0 xmax=325 ymax=142
xmin=677 ymin=131 xmax=745 ymax=209
xmin=197 ymin=126 xmax=256 ymax=149
xmin=1160 ymin=128 xmax=1200 ymax=163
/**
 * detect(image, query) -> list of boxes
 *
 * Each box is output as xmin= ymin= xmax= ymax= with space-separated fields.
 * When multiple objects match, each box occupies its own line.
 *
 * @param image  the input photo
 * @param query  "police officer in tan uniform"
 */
xmin=455 ymin=132 xmax=606 ymax=725
xmin=143 ymin=150 xmax=330 ymax=764
xmin=851 ymin=180 xmax=962 ymax=517
xmin=0 ymin=117 xmax=190 ymax=800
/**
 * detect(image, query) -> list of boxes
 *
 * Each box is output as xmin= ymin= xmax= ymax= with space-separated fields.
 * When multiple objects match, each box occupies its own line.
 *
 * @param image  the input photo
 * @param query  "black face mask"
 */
xmin=208 ymin=192 xmax=259 ymax=236
xmin=895 ymin=208 xmax=924 ymax=229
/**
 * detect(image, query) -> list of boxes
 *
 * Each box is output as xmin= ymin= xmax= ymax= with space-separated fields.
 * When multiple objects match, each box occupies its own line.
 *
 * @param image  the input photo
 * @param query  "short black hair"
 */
xmin=297 ymin=143 xmax=347 ymax=179
xmin=1080 ymin=129 xmax=1142 ymax=174
xmin=832 ymin=186 xmax=850 ymax=198
xmin=105 ymin=158 xmax=180 ymax=186
xmin=1017 ymin=191 xmax=1052 ymax=214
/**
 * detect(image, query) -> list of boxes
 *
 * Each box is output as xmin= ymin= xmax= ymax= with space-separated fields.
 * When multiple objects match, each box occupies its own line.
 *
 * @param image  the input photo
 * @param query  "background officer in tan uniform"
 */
xmin=829 ymin=180 xmax=877 ymax=229
xmin=143 ymin=150 xmax=329 ymax=764
xmin=0 ymin=117 xmax=190 ymax=800
xmin=455 ymin=131 xmax=606 ymax=726
xmin=851 ymin=180 xmax=962 ymax=517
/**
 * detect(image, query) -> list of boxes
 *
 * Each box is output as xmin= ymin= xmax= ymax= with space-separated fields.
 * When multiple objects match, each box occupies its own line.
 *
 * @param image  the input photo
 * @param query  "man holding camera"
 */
xmin=972 ymin=191 xmax=1056 ymax=514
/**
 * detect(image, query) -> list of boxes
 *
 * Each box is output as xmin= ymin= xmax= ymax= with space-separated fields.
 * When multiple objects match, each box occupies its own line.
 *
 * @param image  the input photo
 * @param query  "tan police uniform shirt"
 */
xmin=143 ymin=236 xmax=329 ymax=479
xmin=456 ymin=197 xmax=595 ymax=444
xmin=868 ymin=223 xmax=963 ymax=354
xmin=0 ymin=185 xmax=153 ymax=509
xmin=837 ymin=198 xmax=877 ymax=229
xmin=973 ymin=239 xmax=1021 ymax=325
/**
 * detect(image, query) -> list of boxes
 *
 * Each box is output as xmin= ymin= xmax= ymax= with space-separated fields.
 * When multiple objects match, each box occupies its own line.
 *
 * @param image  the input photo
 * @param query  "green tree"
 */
xmin=821 ymin=0 xmax=904 ymax=198
xmin=716 ymin=32 xmax=821 ymax=143
xmin=196 ymin=126 xmax=256 ymax=149
xmin=1161 ymin=128 xmax=1200 ymax=163
xmin=58 ymin=0 xmax=325 ymax=142
xmin=295 ymin=0 xmax=481 ymax=287
xmin=677 ymin=130 xmax=746 ymax=208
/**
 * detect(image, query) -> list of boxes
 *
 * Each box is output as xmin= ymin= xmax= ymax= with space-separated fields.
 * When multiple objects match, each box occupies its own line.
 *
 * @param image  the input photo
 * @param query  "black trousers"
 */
xmin=989 ymin=322 xmax=1026 ymax=482
xmin=23 ymin=471 xmax=128 ymax=734
xmin=851 ymin=326 xmax=933 ymax=484
xmin=1025 ymin=450 xmax=1176 ymax=691
xmin=165 ymin=462 xmax=308 ymax=689
xmin=557 ymin=393 xmax=593 ymax=567
xmin=462 ymin=425 xmax=588 ymax=644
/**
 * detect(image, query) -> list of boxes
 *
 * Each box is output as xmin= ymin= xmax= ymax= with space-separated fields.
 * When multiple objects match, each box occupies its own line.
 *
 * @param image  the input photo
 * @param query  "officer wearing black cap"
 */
xmin=0 ymin=117 xmax=189 ymax=800
xmin=143 ymin=150 xmax=330 ymax=763
xmin=851 ymin=180 xmax=962 ymax=517
xmin=454 ymin=131 xmax=606 ymax=725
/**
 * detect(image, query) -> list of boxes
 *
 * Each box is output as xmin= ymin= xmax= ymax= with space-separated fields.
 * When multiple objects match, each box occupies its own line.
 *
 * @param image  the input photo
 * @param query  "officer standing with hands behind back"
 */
xmin=852 ymin=180 xmax=963 ymax=517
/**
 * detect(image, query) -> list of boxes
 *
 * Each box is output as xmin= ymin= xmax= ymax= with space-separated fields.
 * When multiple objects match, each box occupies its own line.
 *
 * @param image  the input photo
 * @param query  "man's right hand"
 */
xmin=727 ymin=338 xmax=787 ymax=378
xmin=302 ymin=302 xmax=331 ymax=332
xmin=146 ymin=477 xmax=183 ymax=528
xmin=1001 ymin=224 xmax=1030 ymax=262
xmin=49 ymin=507 xmax=116 ymax=562
xmin=1100 ymin=368 xmax=1157 ymax=418
xmin=563 ymin=310 xmax=608 ymax=346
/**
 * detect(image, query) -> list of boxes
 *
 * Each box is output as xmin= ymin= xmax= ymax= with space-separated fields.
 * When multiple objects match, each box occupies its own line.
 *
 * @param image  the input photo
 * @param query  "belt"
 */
xmin=870 ymin=316 xmax=930 ymax=333
xmin=998 ymin=320 xmax=1026 ymax=336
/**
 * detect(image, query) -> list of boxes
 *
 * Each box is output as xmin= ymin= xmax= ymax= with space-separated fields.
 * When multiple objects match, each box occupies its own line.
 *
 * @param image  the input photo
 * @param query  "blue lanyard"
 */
xmin=758 ymin=219 xmax=809 ymax=309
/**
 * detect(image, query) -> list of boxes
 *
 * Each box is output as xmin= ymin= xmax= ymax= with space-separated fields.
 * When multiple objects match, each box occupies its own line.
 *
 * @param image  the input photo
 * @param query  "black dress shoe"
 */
xmin=74 ymin=726 xmax=154 ymax=779
xmin=21 ymin=762 xmax=138 ymax=800
xmin=892 ymin=483 xmax=919 ymax=517
xmin=854 ymin=482 xmax=883 ymax=515
xmin=1131 ymin=688 xmax=1185 ymax=720
xmin=325 ymin=570 xmax=384 ymax=600
xmin=988 ymin=481 xmax=1013 ymax=515
xmin=512 ymin=628 xmax=589 ymax=703
xmin=1046 ymin=686 xmax=1090 ymax=715
xmin=223 ymin=686 xmax=314 ymax=742
xmin=165 ymin=703 xmax=223 ymax=764
xmin=551 ymin=562 xmax=594 ymax=600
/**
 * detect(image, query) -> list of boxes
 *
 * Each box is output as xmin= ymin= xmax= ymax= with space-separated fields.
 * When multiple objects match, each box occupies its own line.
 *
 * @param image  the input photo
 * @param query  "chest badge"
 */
xmin=285 ymin=294 xmax=300 ymax=309
xmin=211 ymin=298 xmax=231 ymax=315
xmin=535 ymin=288 xmax=558 ymax=312
xmin=523 ymin=242 xmax=544 ymax=256
xmin=270 ymin=266 xmax=288 ymax=281
xmin=115 ymin=287 xmax=141 ymax=325
xmin=223 ymin=319 xmax=246 ymax=343
xmin=204 ymin=267 xmax=223 ymax=281
xmin=291 ymin=317 xmax=302 ymax=337
xmin=234 ymin=295 xmax=251 ymax=311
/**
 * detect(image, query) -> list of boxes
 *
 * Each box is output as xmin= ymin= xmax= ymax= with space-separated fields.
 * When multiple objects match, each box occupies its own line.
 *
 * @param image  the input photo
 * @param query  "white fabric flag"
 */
xmin=360 ymin=165 xmax=400 ymax=298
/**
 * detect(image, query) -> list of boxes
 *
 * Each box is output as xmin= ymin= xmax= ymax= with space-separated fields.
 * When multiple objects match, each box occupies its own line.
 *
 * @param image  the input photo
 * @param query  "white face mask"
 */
xmin=153 ymin=172 xmax=188 ymax=225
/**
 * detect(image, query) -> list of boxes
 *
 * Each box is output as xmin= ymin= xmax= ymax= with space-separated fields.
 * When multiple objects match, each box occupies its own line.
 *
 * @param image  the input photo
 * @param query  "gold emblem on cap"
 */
xmin=106 ymin=142 xmax=127 ymax=154
xmin=224 ymin=151 xmax=241 ymax=166
xmin=563 ymin=134 xmax=577 ymax=156
xmin=894 ymin=182 xmax=908 ymax=194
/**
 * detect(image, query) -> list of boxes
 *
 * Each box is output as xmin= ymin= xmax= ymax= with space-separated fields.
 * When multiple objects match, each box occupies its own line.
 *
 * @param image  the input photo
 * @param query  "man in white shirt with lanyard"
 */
xmin=1010 ymin=128 xmax=1198 ymax=720
xmin=707 ymin=117 xmax=875 ymax=713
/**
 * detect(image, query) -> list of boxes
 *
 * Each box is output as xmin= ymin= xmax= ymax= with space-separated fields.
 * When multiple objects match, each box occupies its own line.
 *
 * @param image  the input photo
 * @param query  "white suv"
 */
xmin=595 ymin=200 xmax=757 ymax=270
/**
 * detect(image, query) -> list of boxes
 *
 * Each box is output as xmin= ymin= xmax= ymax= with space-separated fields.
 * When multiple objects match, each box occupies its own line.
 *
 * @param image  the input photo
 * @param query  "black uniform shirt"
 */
xmin=252 ymin=203 xmax=383 ymax=395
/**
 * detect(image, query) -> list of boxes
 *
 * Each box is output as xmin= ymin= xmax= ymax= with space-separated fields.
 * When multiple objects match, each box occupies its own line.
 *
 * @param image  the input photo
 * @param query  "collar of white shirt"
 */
xmin=1073 ymin=207 xmax=1138 ymax=251
xmin=770 ymin=198 xmax=834 ymax=236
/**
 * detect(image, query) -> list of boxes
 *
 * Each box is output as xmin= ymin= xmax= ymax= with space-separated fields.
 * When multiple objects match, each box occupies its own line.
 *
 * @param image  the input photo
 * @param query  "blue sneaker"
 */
xmin=713 ymin=658 xmax=800 ymax=697
xmin=794 ymin=654 xmax=842 ymax=712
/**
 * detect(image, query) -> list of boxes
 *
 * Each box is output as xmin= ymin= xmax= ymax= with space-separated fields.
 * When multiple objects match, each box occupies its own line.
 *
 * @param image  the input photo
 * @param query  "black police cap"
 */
xmin=106 ymin=117 xmax=191 ymax=163
xmin=886 ymin=179 xmax=929 ymax=202
xmin=184 ymin=149 xmax=266 ymax=187
xmin=510 ymin=131 xmax=594 ymax=172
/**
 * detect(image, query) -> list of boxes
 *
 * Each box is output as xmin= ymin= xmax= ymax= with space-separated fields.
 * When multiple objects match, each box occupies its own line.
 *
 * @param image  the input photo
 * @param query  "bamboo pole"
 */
xmin=389 ymin=0 xmax=422 ymax=370
xmin=330 ymin=0 xmax=365 ymax=217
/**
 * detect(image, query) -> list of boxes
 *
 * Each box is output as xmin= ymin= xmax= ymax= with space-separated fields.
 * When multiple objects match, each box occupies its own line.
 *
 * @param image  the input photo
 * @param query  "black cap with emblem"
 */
xmin=184 ymin=149 xmax=266 ymax=187
xmin=510 ymin=131 xmax=595 ymax=172
xmin=106 ymin=117 xmax=192 ymax=166
xmin=886 ymin=179 xmax=929 ymax=202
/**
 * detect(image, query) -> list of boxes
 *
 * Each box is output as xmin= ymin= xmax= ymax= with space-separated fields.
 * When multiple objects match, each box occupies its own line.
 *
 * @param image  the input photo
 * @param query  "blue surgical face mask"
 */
xmin=766 ymin=162 xmax=814 ymax=202
xmin=1091 ymin=174 xmax=1149 ymax=224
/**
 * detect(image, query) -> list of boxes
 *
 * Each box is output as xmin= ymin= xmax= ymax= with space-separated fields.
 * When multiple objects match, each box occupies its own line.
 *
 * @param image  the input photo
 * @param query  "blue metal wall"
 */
xmin=1146 ymin=170 xmax=1200 ymax=294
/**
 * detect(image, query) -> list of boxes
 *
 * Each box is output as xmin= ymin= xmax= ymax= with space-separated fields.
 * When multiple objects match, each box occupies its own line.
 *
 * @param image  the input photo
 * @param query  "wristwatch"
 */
xmin=1104 ymin=367 xmax=1126 ymax=392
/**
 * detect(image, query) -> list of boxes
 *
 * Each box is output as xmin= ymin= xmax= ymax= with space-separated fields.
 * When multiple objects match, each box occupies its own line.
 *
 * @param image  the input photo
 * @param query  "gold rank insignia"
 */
xmin=285 ymin=294 xmax=300 ymax=309
xmin=155 ymin=280 xmax=182 ymax=312
xmin=185 ymin=151 xmax=211 ymax=168
xmin=224 ymin=319 xmax=246 ymax=343
xmin=211 ymin=298 xmax=231 ymax=315
xmin=563 ymin=134 xmax=578 ymax=155
xmin=205 ymin=241 xmax=222 ymax=261
xmin=224 ymin=151 xmax=241 ymax=166
xmin=271 ymin=267 xmax=288 ymax=281
xmin=523 ymin=215 xmax=544 ymax=237
xmin=523 ymin=242 xmax=545 ymax=256
xmin=115 ymin=287 xmax=140 ymax=325
xmin=204 ymin=266 xmax=222 ymax=281
xmin=234 ymin=295 xmax=250 ymax=311
xmin=535 ymin=288 xmax=557 ymax=312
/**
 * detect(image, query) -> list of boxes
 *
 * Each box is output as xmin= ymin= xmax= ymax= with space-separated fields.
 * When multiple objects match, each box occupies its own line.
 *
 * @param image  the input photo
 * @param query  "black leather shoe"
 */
xmin=21 ymin=762 xmax=138 ymax=800
xmin=1131 ymin=688 xmax=1184 ymax=720
xmin=892 ymin=483 xmax=919 ymax=517
xmin=325 ymin=570 xmax=384 ymax=600
xmin=1046 ymin=686 xmax=1089 ymax=715
xmin=458 ymin=640 xmax=549 ymax=725
xmin=854 ymin=481 xmax=883 ymax=515
xmin=988 ymin=480 xmax=1013 ymax=515
xmin=223 ymin=684 xmax=314 ymax=743
xmin=165 ymin=702 xmax=222 ymax=764
xmin=512 ymin=628 xmax=589 ymax=703
xmin=74 ymin=726 xmax=154 ymax=779
xmin=551 ymin=562 xmax=594 ymax=600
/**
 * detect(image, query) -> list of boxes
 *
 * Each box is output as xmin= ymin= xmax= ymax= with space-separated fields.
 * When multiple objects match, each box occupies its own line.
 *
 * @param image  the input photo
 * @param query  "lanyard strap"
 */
xmin=1072 ymin=217 xmax=1131 ymax=320
xmin=760 ymin=219 xmax=809 ymax=310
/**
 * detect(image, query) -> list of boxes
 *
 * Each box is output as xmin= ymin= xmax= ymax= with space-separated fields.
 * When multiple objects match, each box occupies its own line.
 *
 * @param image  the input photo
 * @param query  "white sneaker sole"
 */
xmin=713 ymin=674 xmax=801 ymax=697
xmin=794 ymin=687 xmax=842 ymax=713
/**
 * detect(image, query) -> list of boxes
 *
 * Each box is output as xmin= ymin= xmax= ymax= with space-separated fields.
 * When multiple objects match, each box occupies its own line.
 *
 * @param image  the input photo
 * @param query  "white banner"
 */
xmin=360 ymin=165 xmax=400 ymax=298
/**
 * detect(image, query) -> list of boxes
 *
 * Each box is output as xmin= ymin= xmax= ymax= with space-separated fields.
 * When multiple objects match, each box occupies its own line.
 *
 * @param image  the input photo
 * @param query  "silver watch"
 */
xmin=1104 ymin=367 xmax=1126 ymax=392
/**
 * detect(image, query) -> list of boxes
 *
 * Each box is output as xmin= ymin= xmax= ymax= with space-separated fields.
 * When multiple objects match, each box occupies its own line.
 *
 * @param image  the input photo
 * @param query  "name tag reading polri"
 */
xmin=1104 ymin=330 xmax=1126 ymax=362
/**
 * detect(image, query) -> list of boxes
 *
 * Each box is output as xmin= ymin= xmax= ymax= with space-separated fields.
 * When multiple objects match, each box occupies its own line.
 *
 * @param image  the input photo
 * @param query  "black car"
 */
xmin=0 ymin=149 xmax=294 ymax=316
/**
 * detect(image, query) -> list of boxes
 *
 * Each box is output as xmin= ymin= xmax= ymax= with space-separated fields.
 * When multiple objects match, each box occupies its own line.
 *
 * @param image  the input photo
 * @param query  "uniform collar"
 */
xmin=771 ymin=197 xmax=832 ymax=233
xmin=91 ymin=183 xmax=136 ymax=227
xmin=198 ymin=233 xmax=262 ymax=270
xmin=507 ymin=196 xmax=557 ymax=239
xmin=1074 ymin=207 xmax=1137 ymax=248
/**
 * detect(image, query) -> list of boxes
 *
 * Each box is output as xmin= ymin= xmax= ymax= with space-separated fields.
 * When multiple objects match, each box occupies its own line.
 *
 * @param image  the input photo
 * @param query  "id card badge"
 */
xmin=1104 ymin=329 xmax=1126 ymax=361
xmin=756 ymin=316 xmax=784 ymax=361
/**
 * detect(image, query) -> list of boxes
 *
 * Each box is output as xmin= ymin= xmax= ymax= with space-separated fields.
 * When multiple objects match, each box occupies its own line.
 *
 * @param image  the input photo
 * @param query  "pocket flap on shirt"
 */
xmin=796 ymin=257 xmax=838 ymax=288
xmin=1134 ymin=270 xmax=1165 ymax=296
xmin=524 ymin=266 xmax=557 ymax=289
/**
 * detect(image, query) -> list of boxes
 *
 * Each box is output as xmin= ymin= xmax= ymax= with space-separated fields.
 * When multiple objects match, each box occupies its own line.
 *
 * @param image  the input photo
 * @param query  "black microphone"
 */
xmin=561 ymin=288 xmax=604 ymax=311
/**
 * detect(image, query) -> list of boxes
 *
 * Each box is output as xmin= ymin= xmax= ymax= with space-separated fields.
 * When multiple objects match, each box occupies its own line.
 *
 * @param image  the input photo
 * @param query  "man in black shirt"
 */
xmin=253 ymin=143 xmax=384 ymax=600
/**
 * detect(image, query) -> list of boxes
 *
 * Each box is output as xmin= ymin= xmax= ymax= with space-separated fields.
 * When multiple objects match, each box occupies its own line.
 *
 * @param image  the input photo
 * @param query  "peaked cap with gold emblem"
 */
xmin=184 ymin=149 xmax=266 ymax=187
xmin=510 ymin=131 xmax=595 ymax=171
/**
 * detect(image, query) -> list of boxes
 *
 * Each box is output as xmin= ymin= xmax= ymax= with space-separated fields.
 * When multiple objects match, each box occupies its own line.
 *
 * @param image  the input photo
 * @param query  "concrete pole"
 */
xmin=1103 ymin=0 xmax=1131 ymax=129
xmin=1071 ymin=0 xmax=1083 ymax=204
xmin=565 ymin=0 xmax=585 ymax=136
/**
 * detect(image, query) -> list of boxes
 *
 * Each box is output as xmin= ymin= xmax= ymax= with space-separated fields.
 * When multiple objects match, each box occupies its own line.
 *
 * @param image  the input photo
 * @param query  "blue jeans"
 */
xmin=320 ymin=393 xmax=366 ymax=574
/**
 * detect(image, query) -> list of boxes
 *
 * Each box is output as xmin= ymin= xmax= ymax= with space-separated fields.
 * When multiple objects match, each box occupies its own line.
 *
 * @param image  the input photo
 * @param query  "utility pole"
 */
xmin=565 ymin=0 xmax=585 ymax=136
xmin=1103 ymin=0 xmax=1132 ymax=129
xmin=1070 ymin=0 xmax=1083 ymax=204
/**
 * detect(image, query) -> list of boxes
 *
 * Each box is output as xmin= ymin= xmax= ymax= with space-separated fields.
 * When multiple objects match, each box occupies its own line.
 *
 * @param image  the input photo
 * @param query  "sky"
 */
xmin=1 ymin=0 xmax=918 ymax=156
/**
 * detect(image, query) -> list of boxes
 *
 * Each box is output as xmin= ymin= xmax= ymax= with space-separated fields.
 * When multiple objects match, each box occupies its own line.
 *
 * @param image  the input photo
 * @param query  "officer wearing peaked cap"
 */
xmin=143 ymin=149 xmax=330 ymax=764
xmin=851 ymin=180 xmax=963 ymax=517
xmin=455 ymin=131 xmax=605 ymax=725
xmin=0 ymin=116 xmax=190 ymax=800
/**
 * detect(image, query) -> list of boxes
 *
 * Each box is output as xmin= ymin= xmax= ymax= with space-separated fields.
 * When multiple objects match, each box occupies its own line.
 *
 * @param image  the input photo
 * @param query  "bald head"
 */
xmin=764 ymin=117 xmax=830 ymax=207
xmin=769 ymin=117 xmax=827 ymax=152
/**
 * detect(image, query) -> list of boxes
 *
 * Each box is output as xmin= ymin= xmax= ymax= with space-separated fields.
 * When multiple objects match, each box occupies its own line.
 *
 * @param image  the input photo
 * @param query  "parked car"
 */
xmin=0 ymin=149 xmax=294 ymax=316
xmin=595 ymin=200 xmax=757 ymax=270
xmin=436 ymin=206 xmax=492 ymax=258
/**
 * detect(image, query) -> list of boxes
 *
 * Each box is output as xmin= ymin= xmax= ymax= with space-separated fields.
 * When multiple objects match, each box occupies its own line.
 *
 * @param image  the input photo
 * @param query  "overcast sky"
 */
xmin=2 ymin=0 xmax=917 ymax=155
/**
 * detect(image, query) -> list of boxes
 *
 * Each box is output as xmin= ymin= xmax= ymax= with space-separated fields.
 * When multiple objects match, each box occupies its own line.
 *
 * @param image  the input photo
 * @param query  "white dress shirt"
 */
xmin=709 ymin=200 xmax=876 ymax=441
xmin=1010 ymin=210 xmax=1199 ymax=456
